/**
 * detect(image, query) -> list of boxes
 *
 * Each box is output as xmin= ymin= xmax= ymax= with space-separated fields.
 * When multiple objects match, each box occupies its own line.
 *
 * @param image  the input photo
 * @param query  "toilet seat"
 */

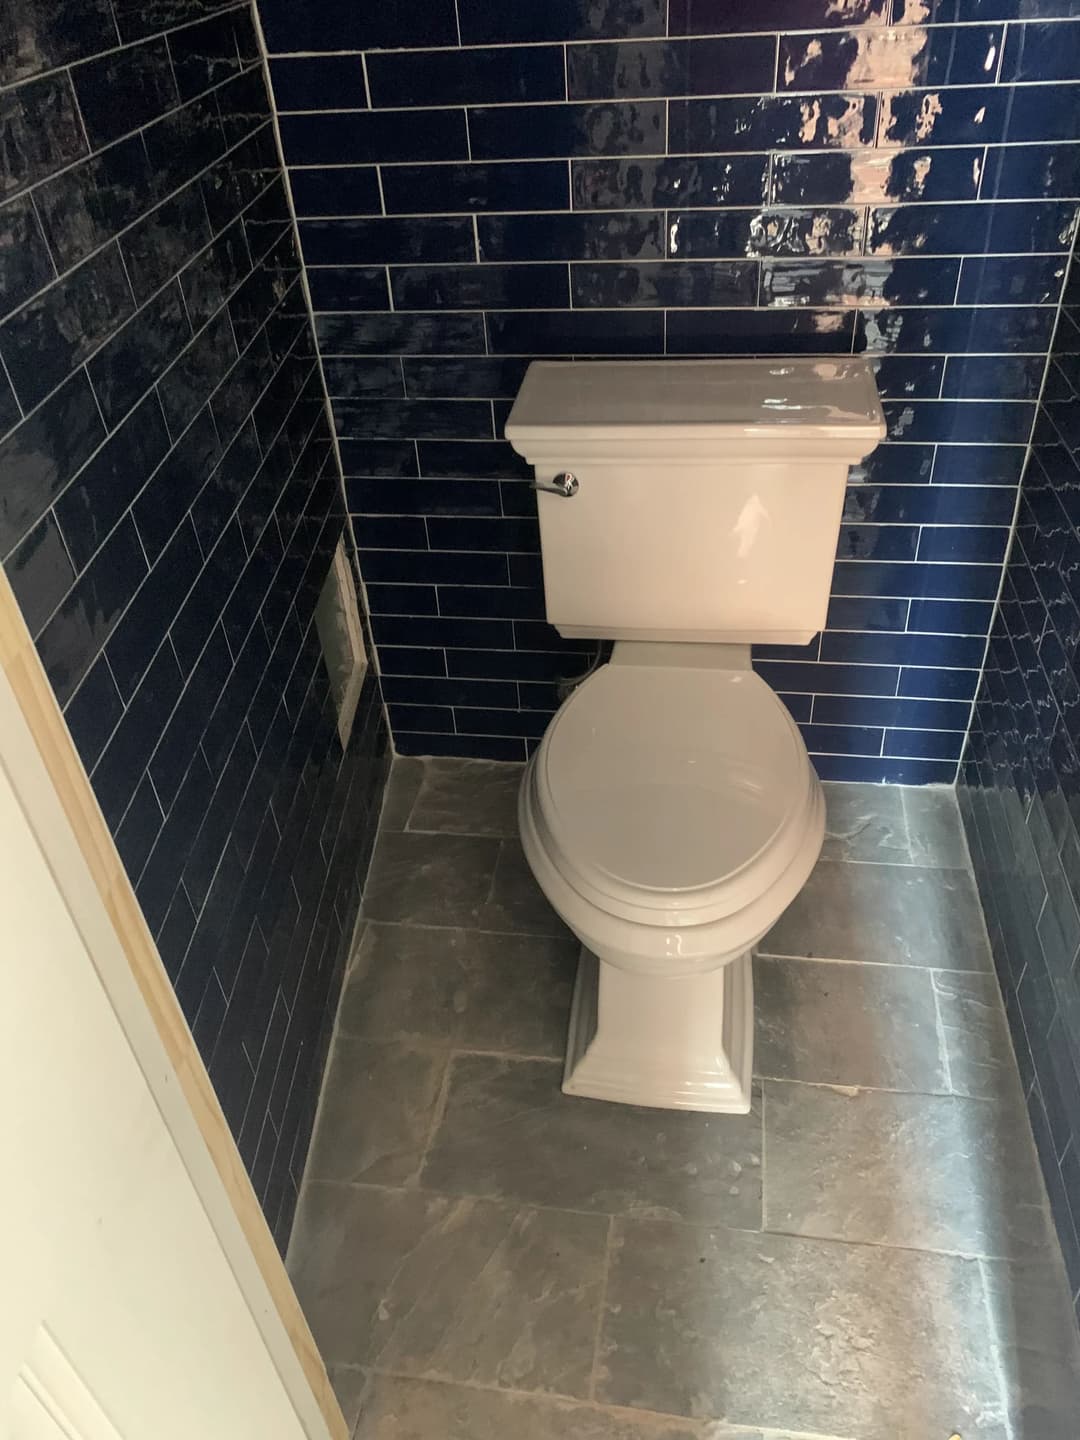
xmin=527 ymin=661 xmax=816 ymax=932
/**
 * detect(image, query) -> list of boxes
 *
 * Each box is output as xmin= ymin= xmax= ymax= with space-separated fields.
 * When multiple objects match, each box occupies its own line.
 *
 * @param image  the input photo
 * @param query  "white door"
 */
xmin=0 ymin=667 xmax=338 ymax=1438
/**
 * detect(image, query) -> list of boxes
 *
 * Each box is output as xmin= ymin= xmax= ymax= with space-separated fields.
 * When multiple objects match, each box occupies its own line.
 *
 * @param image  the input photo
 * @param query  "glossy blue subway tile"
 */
xmin=879 ymin=85 xmax=1009 ymax=148
xmin=856 ymin=306 xmax=1056 ymax=356
xmin=337 ymin=439 xmax=416 ymax=480
xmin=755 ymin=660 xmax=901 ymax=697
xmin=447 ymin=647 xmax=593 ymax=682
xmin=668 ymin=208 xmax=863 ymax=259
xmin=0 ymin=365 xmax=19 ymax=436
xmin=456 ymin=0 xmax=665 ymax=44
xmin=306 ymin=269 xmax=390 ymax=312
xmin=0 ymin=71 xmax=86 ymax=199
xmin=669 ymin=0 xmax=887 ymax=32
xmin=837 ymin=523 xmax=919 ymax=562
xmin=899 ymin=666 xmax=980 ymax=700
xmin=487 ymin=309 xmax=664 ymax=355
xmin=386 ymin=703 xmax=453 ymax=733
xmin=773 ymin=148 xmax=982 ymax=207
xmin=107 ymin=517 xmax=203 ymax=699
xmin=886 ymin=398 xmax=1036 ymax=445
xmin=454 ymin=706 xmax=550 ymax=739
xmin=799 ymin=723 xmax=885 ymax=756
xmin=369 ymin=46 xmax=565 ymax=109
xmin=669 ymin=94 xmax=877 ymax=155
xmin=1002 ymin=82 xmax=1080 ymax=145
xmin=418 ymin=440 xmax=531 ymax=479
xmin=931 ymin=445 xmax=1027 ymax=486
xmin=92 ymin=642 xmax=185 ymax=831
xmin=573 ymin=157 xmax=768 ymax=211
xmin=348 ymin=477 xmax=502 ymax=517
xmin=573 ymin=260 xmax=757 ymax=308
xmin=405 ymin=359 xmax=531 ymax=401
xmin=1 ymin=0 xmax=117 ymax=85
xmin=378 ymin=647 xmax=447 ymax=677
xmin=269 ymin=57 xmax=367 ymax=113
xmin=0 ymin=370 xmax=105 ymax=558
xmin=917 ymin=526 xmax=1011 ymax=563
xmin=32 ymin=136 xmax=160 ymax=271
xmin=280 ymin=110 xmax=468 ymax=166
xmin=358 ymin=547 xmax=509 ymax=585
xmin=869 ymin=356 xmax=945 ymax=401
xmin=0 ymin=195 xmax=55 ymax=321
xmin=781 ymin=24 xmax=1003 ymax=93
xmin=383 ymin=161 xmax=569 ymax=217
xmin=820 ymin=754 xmax=958 ymax=783
xmin=259 ymin=0 xmax=457 ymax=50
xmin=941 ymin=355 xmax=1047 ymax=401
xmin=844 ymin=483 xmax=1016 ymax=526
xmin=821 ymin=630 xmax=987 ymax=668
xmin=62 ymin=654 xmax=124 ymax=774
xmin=440 ymin=585 xmax=545 ymax=620
xmin=384 ymin=675 xmax=520 ymax=710
xmin=985 ymin=144 xmax=1080 ymax=201
xmin=851 ymin=442 xmax=935 ymax=485
xmin=170 ymin=10 xmax=256 ymax=103
xmin=349 ymin=517 xmax=430 ymax=552
xmin=367 ymin=584 xmax=439 ymax=616
xmin=479 ymin=211 xmax=664 ymax=262
xmin=1001 ymin=19 xmax=1080 ymax=80
xmin=71 ymin=37 xmax=178 ymax=149
xmin=5 ymin=513 xmax=75 ymax=637
xmin=120 ymin=186 xmax=213 ymax=307
xmin=813 ymin=694 xmax=970 ymax=731
xmin=87 ymin=282 xmax=193 ymax=427
xmin=908 ymin=598 xmax=995 ymax=634
xmin=316 ymin=313 xmax=486 ymax=353
xmin=832 ymin=559 xmax=1003 ymax=599
xmin=322 ymin=359 xmax=405 ymax=399
xmin=470 ymin=102 xmax=665 ymax=161
xmin=333 ymin=398 xmax=492 ymax=440
xmin=762 ymin=257 xmax=960 ymax=310
xmin=372 ymin=614 xmax=515 ymax=651
xmin=392 ymin=264 xmax=571 ymax=311
xmin=289 ymin=168 xmax=382 ymax=218
xmin=426 ymin=516 xmax=539 ymax=553
xmin=567 ymin=36 xmax=775 ymax=101
xmin=667 ymin=308 xmax=855 ymax=355
xmin=886 ymin=726 xmax=966 ymax=760
xmin=827 ymin=596 xmax=910 ymax=632
xmin=868 ymin=199 xmax=1078 ymax=256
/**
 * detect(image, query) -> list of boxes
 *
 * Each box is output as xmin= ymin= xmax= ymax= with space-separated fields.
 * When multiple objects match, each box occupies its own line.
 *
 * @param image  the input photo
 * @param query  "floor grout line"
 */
xmin=586 ymin=1215 xmax=614 ymax=1403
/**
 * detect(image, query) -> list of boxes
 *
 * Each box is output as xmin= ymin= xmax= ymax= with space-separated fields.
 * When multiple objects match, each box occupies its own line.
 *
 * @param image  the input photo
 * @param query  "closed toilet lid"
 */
xmin=533 ymin=662 xmax=811 ymax=923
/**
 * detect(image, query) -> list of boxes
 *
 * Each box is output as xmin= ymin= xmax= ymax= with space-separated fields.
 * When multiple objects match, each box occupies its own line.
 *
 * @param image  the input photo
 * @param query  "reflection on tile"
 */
xmin=408 ymin=758 xmax=523 ymax=836
xmin=354 ymin=1374 xmax=757 ymax=1440
xmin=305 ymin=1037 xmax=447 ymax=1185
xmin=339 ymin=922 xmax=576 ymax=1057
xmin=754 ymin=955 xmax=947 ymax=1091
xmin=378 ymin=755 xmax=426 ymax=830
xmin=821 ymin=781 xmax=908 ymax=862
xmin=982 ymin=1255 xmax=1080 ymax=1440
xmin=763 ymin=858 xmax=992 ymax=970
xmin=362 ymin=830 xmax=501 ymax=925
xmin=478 ymin=838 xmax=570 ymax=936
xmin=289 ymin=1183 xmax=607 ymax=1395
xmin=764 ymin=1080 xmax=1051 ymax=1257
xmin=932 ymin=970 xmax=1023 ymax=1103
xmin=597 ymin=1219 xmax=1003 ymax=1437
xmin=422 ymin=1054 xmax=763 ymax=1226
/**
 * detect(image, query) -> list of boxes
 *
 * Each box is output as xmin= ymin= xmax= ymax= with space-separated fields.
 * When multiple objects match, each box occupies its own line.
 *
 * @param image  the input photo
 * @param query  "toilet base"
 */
xmin=562 ymin=948 xmax=753 ymax=1113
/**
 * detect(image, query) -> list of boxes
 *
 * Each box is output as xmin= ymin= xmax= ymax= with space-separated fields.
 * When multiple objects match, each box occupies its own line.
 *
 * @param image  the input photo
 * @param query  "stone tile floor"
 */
xmin=288 ymin=758 xmax=1080 ymax=1440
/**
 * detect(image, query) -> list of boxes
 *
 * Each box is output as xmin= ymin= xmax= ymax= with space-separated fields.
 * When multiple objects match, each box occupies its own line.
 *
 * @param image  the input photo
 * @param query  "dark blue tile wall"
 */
xmin=261 ymin=0 xmax=1080 ymax=778
xmin=960 ymin=238 xmax=1080 ymax=1325
xmin=0 ymin=0 xmax=389 ymax=1250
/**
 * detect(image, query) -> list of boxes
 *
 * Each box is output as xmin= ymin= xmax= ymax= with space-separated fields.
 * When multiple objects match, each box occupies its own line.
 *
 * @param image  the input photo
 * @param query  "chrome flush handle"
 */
xmin=531 ymin=471 xmax=579 ymax=497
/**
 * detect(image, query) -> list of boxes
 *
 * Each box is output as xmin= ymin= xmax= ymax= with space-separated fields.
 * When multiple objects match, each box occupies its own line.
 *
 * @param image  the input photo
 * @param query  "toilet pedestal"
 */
xmin=562 ymin=948 xmax=753 ymax=1113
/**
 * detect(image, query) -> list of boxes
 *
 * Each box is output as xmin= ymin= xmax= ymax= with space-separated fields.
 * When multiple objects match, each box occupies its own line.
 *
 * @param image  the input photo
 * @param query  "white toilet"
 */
xmin=505 ymin=358 xmax=885 ymax=1114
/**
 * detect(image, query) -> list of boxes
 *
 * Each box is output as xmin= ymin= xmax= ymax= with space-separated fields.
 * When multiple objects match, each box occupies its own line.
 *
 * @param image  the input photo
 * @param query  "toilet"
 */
xmin=504 ymin=358 xmax=885 ymax=1114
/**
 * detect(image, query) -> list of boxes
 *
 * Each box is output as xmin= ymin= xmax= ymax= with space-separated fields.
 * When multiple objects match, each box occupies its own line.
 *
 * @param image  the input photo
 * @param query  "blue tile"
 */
xmin=773 ymin=148 xmax=982 ymax=206
xmin=306 ymin=269 xmax=391 ymax=312
xmin=814 ymin=754 xmax=958 ymax=784
xmin=1001 ymin=19 xmax=1080 ymax=80
xmin=870 ymin=357 xmax=945 ymax=401
xmin=667 ymin=308 xmax=855 ymax=355
xmin=92 ymin=642 xmax=184 ymax=831
xmin=573 ymin=156 xmax=767 ymax=210
xmin=269 ymin=56 xmax=368 ymax=112
xmin=669 ymin=94 xmax=877 ymax=153
xmin=917 ymin=526 xmax=1010 ymax=563
xmin=259 ymin=0 xmax=458 ymax=50
xmin=573 ymin=261 xmax=757 ymax=308
xmin=440 ymin=585 xmax=545 ymax=620
xmin=454 ymin=707 xmax=550 ymax=739
xmin=392 ymin=264 xmax=570 ymax=311
xmin=280 ymin=110 xmax=468 ymax=165
xmin=338 ymin=440 xmax=418 ymax=477
xmin=367 ymin=584 xmax=440 ymax=616
xmin=457 ymin=0 xmax=665 ymax=44
xmin=426 ymin=516 xmax=539 ymax=553
xmin=417 ymin=440 xmax=531 ymax=478
xmin=868 ymin=199 xmax=1077 ymax=256
xmin=851 ymin=443 xmax=935 ymax=485
xmin=471 ymin=102 xmax=665 ymax=159
xmin=0 ymin=0 xmax=116 ymax=85
xmin=404 ymin=359 xmax=531 ymax=401
xmin=0 ymin=194 xmax=55 ymax=321
xmin=323 ymin=359 xmax=405 ymax=399
xmin=908 ymin=598 xmax=995 ymax=634
xmin=383 ymin=161 xmax=569 ymax=216
xmin=856 ymin=305 xmax=1055 ymax=355
xmin=837 ymin=523 xmax=919 ymax=562
xmin=800 ymin=723 xmax=884 ymax=756
xmin=479 ymin=212 xmax=664 ymax=261
xmin=669 ymin=0 xmax=887 ymax=31
xmin=985 ymin=143 xmax=1080 ymax=200
xmin=71 ymin=36 xmax=178 ymax=149
xmin=5 ymin=512 xmax=75 ymax=637
xmin=378 ymin=647 xmax=448 ymax=677
xmin=832 ymin=560 xmax=1002 ymax=599
xmin=372 ymin=614 xmax=515 ymax=650
xmin=931 ymin=445 xmax=1027 ymax=486
xmin=387 ymin=702 xmax=455 ymax=733
xmin=369 ymin=46 xmax=565 ymax=108
xmin=567 ymin=36 xmax=775 ymax=100
xmin=0 ymin=370 xmax=105 ymax=557
xmin=1002 ymin=81 xmax=1080 ymax=144
xmin=300 ymin=217 xmax=475 ymax=266
xmin=879 ymin=85 xmax=1010 ymax=147
xmin=169 ymin=10 xmax=255 ymax=102
xmin=885 ymin=398 xmax=1035 ymax=445
xmin=0 ymin=71 xmax=86 ymax=199
xmin=762 ymin=258 xmax=960 ymax=310
xmin=826 ymin=596 xmax=909 ymax=632
xmin=780 ymin=24 xmax=1003 ymax=92
xmin=487 ymin=310 xmax=664 ymax=355
xmin=348 ymin=478 xmax=501 ymax=517
xmin=62 ymin=655 xmax=124 ymax=773
xmin=289 ymin=168 xmax=382 ymax=217
xmin=333 ymin=398 xmax=492 ymax=440
xmin=813 ymin=694 xmax=970 ymax=731
xmin=941 ymin=355 xmax=1047 ymax=401
xmin=357 ymin=547 xmax=508 ymax=585
xmin=87 ymin=282 xmax=193 ymax=427
xmin=754 ymin=660 xmax=900 ymax=696
xmin=316 ymin=313 xmax=486 ymax=354
xmin=821 ymin=630 xmax=986 ymax=668
xmin=899 ymin=666 xmax=980 ymax=700
xmin=107 ymin=517 xmax=203 ymax=699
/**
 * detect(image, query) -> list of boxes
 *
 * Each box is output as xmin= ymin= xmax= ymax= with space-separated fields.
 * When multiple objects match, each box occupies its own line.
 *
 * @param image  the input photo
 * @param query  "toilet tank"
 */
xmin=504 ymin=358 xmax=885 ymax=645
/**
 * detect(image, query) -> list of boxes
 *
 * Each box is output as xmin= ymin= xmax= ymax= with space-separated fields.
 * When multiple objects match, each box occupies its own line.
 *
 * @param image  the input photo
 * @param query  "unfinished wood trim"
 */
xmin=0 ymin=567 xmax=346 ymax=1440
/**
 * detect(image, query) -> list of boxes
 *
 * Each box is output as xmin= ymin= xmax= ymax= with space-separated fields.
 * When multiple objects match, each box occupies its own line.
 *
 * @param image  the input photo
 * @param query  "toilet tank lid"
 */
xmin=505 ymin=358 xmax=886 ymax=445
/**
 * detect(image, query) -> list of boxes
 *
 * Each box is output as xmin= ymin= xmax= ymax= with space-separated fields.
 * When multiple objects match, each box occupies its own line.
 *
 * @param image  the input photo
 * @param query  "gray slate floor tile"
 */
xmin=328 ymin=1367 xmax=370 ymax=1435
xmin=821 ymin=782 xmax=909 ymax=864
xmin=339 ymin=922 xmax=577 ymax=1057
xmin=305 ymin=1037 xmax=447 ymax=1185
xmin=902 ymin=786 xmax=971 ymax=868
xmin=597 ymin=1219 xmax=1005 ymax=1438
xmin=408 ymin=758 xmax=523 ymax=837
xmin=754 ymin=955 xmax=948 ymax=1091
xmin=982 ymin=1254 xmax=1080 ymax=1440
xmin=354 ymin=1375 xmax=766 ymax=1440
xmin=379 ymin=757 xmax=426 ymax=831
xmin=289 ymin=1183 xmax=607 ymax=1397
xmin=477 ymin=838 xmax=571 ymax=936
xmin=362 ymin=830 xmax=501 ymax=926
xmin=421 ymin=1054 xmax=762 ymax=1227
xmin=763 ymin=1080 xmax=1052 ymax=1257
xmin=932 ymin=969 xmax=1024 ymax=1102
xmin=762 ymin=859 xmax=991 ymax=970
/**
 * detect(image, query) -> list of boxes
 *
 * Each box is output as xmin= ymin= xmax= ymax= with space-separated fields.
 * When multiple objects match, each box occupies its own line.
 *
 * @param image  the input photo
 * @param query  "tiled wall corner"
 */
xmin=0 ymin=0 xmax=389 ymax=1249
xmin=960 ymin=235 xmax=1080 ymax=1326
xmin=258 ymin=0 xmax=1080 ymax=781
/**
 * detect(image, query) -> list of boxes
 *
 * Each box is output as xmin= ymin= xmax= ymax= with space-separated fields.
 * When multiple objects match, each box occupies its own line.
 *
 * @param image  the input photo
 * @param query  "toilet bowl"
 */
xmin=504 ymin=356 xmax=885 ymax=1115
xmin=518 ymin=642 xmax=824 ymax=1112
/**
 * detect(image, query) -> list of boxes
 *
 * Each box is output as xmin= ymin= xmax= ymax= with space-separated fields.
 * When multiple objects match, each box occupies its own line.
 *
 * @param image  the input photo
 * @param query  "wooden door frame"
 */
xmin=0 ymin=569 xmax=346 ymax=1440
